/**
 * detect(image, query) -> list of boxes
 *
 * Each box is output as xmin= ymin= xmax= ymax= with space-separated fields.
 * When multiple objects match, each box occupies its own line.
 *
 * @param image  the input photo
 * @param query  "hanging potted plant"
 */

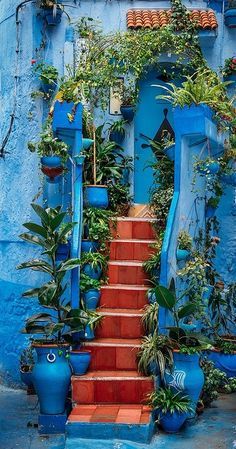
xmin=17 ymin=204 xmax=99 ymax=415
xmin=80 ymin=251 xmax=108 ymax=280
xmin=34 ymin=62 xmax=58 ymax=95
xmin=205 ymin=196 xmax=220 ymax=219
xmin=39 ymin=0 xmax=64 ymax=26
xmin=108 ymin=119 xmax=127 ymax=145
xmin=176 ymin=230 xmax=192 ymax=262
xmin=224 ymin=0 xmax=236 ymax=28
xmin=80 ymin=274 xmax=101 ymax=310
xmin=220 ymin=146 xmax=236 ymax=187
xmin=148 ymin=388 xmax=193 ymax=433
xmin=52 ymin=80 xmax=83 ymax=131
xmin=19 ymin=346 xmax=35 ymax=391
xmin=120 ymin=85 xmax=137 ymax=122
xmin=194 ymin=157 xmax=220 ymax=175
xmin=81 ymin=207 xmax=114 ymax=253
xmin=222 ymin=57 xmax=236 ymax=84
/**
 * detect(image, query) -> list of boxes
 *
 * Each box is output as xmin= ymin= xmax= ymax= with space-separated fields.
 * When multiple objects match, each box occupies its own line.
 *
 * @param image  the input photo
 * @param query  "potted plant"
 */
xmin=148 ymin=388 xmax=192 ymax=433
xmin=69 ymin=349 xmax=92 ymax=376
xmin=194 ymin=157 xmax=220 ymax=175
xmin=17 ymin=204 xmax=100 ymax=415
xmin=137 ymin=332 xmax=173 ymax=379
xmin=142 ymin=239 xmax=163 ymax=282
xmin=206 ymin=196 xmax=220 ymax=219
xmin=176 ymin=230 xmax=192 ymax=262
xmin=224 ymin=0 xmax=236 ymax=28
xmin=52 ymin=81 xmax=83 ymax=132
xmin=80 ymin=274 xmax=101 ymax=310
xmin=142 ymin=302 xmax=159 ymax=335
xmin=34 ymin=62 xmax=58 ymax=94
xmin=82 ymin=207 xmax=114 ymax=253
xmin=220 ymin=146 xmax=236 ymax=187
xmin=120 ymin=85 xmax=137 ymax=122
xmin=108 ymin=182 xmax=132 ymax=216
xmin=80 ymin=251 xmax=107 ymax=280
xmin=20 ymin=346 xmax=35 ymax=390
xmin=222 ymin=57 xmax=236 ymax=83
xmin=39 ymin=0 xmax=64 ymax=26
xmin=108 ymin=119 xmax=127 ymax=145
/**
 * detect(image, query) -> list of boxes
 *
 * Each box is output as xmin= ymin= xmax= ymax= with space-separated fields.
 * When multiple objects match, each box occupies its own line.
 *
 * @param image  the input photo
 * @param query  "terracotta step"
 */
xmin=110 ymin=239 xmax=156 ymax=261
xmin=67 ymin=404 xmax=154 ymax=443
xmin=100 ymin=284 xmax=148 ymax=309
xmin=72 ymin=371 xmax=153 ymax=404
xmin=84 ymin=338 xmax=140 ymax=370
xmin=96 ymin=308 xmax=143 ymax=339
xmin=113 ymin=218 xmax=157 ymax=240
xmin=108 ymin=261 xmax=148 ymax=285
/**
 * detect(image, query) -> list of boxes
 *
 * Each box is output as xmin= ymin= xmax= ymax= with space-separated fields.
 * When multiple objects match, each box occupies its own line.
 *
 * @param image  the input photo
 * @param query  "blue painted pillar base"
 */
xmin=38 ymin=412 xmax=67 ymax=435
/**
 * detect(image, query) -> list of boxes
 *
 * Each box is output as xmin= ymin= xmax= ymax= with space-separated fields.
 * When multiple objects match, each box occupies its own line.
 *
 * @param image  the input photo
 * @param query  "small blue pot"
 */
xmin=84 ymin=185 xmax=109 ymax=209
xmin=176 ymin=249 xmax=190 ymax=262
xmin=159 ymin=411 xmax=187 ymax=433
xmin=20 ymin=370 xmax=33 ymax=387
xmin=41 ymin=156 xmax=62 ymax=168
xmin=82 ymin=138 xmax=94 ymax=150
xmin=109 ymin=130 xmax=125 ymax=145
xmin=56 ymin=242 xmax=70 ymax=261
xmin=82 ymin=263 xmax=102 ymax=280
xmin=83 ymin=289 xmax=101 ymax=310
xmin=120 ymin=105 xmax=135 ymax=122
xmin=207 ymin=350 xmax=236 ymax=378
xmin=206 ymin=205 xmax=217 ymax=219
xmin=225 ymin=9 xmax=236 ymax=28
xmin=69 ymin=351 xmax=91 ymax=375
xmin=206 ymin=161 xmax=220 ymax=174
xmin=84 ymin=325 xmax=95 ymax=340
xmin=81 ymin=240 xmax=100 ymax=253
xmin=44 ymin=7 xmax=63 ymax=26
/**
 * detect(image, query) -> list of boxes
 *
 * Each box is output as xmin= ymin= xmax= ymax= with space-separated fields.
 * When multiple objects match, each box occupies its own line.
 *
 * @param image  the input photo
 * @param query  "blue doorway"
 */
xmin=134 ymin=69 xmax=175 ymax=204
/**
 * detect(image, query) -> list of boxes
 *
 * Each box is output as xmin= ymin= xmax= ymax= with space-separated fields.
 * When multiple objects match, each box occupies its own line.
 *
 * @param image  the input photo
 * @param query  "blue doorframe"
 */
xmin=134 ymin=69 xmax=175 ymax=204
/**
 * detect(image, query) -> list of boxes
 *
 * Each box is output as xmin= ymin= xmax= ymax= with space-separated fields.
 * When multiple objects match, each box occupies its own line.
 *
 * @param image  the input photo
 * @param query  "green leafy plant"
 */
xmin=20 ymin=346 xmax=35 ymax=372
xmin=137 ymin=332 xmax=173 ymax=378
xmin=17 ymin=204 xmax=99 ymax=342
xmin=28 ymin=122 xmax=69 ymax=163
xmin=80 ymin=273 xmax=101 ymax=293
xmin=35 ymin=62 xmax=58 ymax=86
xmin=142 ymin=302 xmax=159 ymax=334
xmin=177 ymin=230 xmax=192 ymax=251
xmin=222 ymin=57 xmax=236 ymax=77
xmin=214 ymin=338 xmax=236 ymax=354
xmin=80 ymin=251 xmax=108 ymax=272
xmin=108 ymin=182 xmax=132 ymax=216
xmin=148 ymin=387 xmax=193 ymax=415
xmin=108 ymin=119 xmax=127 ymax=137
xmin=82 ymin=207 xmax=114 ymax=249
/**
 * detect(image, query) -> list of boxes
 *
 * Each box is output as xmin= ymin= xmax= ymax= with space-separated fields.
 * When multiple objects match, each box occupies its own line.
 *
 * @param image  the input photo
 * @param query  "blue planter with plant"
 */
xmin=224 ymin=8 xmax=236 ymax=27
xmin=84 ymin=185 xmax=109 ymax=209
xmin=69 ymin=350 xmax=91 ymax=375
xmin=159 ymin=411 xmax=187 ymax=433
xmin=82 ymin=138 xmax=94 ymax=150
xmin=109 ymin=130 xmax=124 ymax=145
xmin=120 ymin=105 xmax=134 ymax=122
xmin=82 ymin=263 xmax=102 ymax=280
xmin=81 ymin=240 xmax=100 ymax=253
xmin=56 ymin=242 xmax=70 ymax=261
xmin=83 ymin=289 xmax=101 ymax=310
xmin=207 ymin=350 xmax=236 ymax=378
xmin=176 ymin=249 xmax=190 ymax=262
xmin=176 ymin=230 xmax=192 ymax=262
xmin=41 ymin=156 xmax=62 ymax=168
xmin=44 ymin=7 xmax=63 ymax=26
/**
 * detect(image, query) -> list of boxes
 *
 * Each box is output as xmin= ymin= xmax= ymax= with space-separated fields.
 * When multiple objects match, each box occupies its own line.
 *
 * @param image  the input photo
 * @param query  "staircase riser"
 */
xmin=96 ymin=315 xmax=143 ymax=339
xmin=112 ymin=221 xmax=156 ymax=240
xmin=85 ymin=345 xmax=139 ymax=371
xmin=108 ymin=265 xmax=147 ymax=285
xmin=72 ymin=379 xmax=153 ymax=404
xmin=100 ymin=288 xmax=148 ymax=309
xmin=110 ymin=241 xmax=155 ymax=262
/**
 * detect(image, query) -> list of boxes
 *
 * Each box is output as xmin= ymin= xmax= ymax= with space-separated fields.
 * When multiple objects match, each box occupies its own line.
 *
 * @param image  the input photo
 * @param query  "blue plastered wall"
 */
xmin=0 ymin=0 xmax=235 ymax=384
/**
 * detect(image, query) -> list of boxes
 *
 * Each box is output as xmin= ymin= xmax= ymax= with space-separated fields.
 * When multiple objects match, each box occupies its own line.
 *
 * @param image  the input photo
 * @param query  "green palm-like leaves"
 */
xmin=148 ymin=388 xmax=193 ymax=415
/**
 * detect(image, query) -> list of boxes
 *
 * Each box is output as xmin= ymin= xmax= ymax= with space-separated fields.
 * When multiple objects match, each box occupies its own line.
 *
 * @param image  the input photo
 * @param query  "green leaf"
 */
xmin=22 ymin=222 xmax=47 ymax=238
xmin=22 ymin=288 xmax=40 ymax=298
xmin=26 ymin=313 xmax=53 ymax=323
xmin=31 ymin=203 xmax=49 ymax=226
xmin=58 ymin=258 xmax=81 ymax=272
xmin=17 ymin=259 xmax=53 ymax=274
xmin=168 ymin=326 xmax=186 ymax=342
xmin=178 ymin=303 xmax=197 ymax=319
xmin=50 ymin=212 xmax=67 ymax=231
xmin=58 ymin=223 xmax=76 ymax=241
xmin=19 ymin=233 xmax=46 ymax=248
xmin=154 ymin=286 xmax=176 ymax=310
xmin=38 ymin=283 xmax=58 ymax=307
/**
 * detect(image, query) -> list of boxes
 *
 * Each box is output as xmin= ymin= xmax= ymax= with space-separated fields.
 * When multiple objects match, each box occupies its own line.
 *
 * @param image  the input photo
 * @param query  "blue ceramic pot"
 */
xmin=206 ymin=205 xmax=216 ymax=219
xmin=120 ymin=105 xmax=135 ymax=122
xmin=56 ymin=242 xmax=70 ymax=261
xmin=20 ymin=370 xmax=33 ymax=387
xmin=82 ymin=138 xmax=94 ymax=150
xmin=69 ymin=351 xmax=91 ymax=375
xmin=32 ymin=344 xmax=71 ymax=415
xmin=225 ymin=9 xmax=236 ymax=28
xmin=84 ymin=185 xmax=109 ymax=209
xmin=206 ymin=161 xmax=220 ymax=174
xmin=44 ymin=7 xmax=63 ymax=25
xmin=83 ymin=289 xmax=101 ymax=310
xmin=159 ymin=411 xmax=187 ymax=433
xmin=81 ymin=240 xmax=100 ymax=253
xmin=41 ymin=156 xmax=62 ymax=168
xmin=176 ymin=249 xmax=190 ymax=262
xmin=84 ymin=325 xmax=95 ymax=340
xmin=207 ymin=350 xmax=236 ymax=378
xmin=109 ymin=130 xmax=125 ymax=145
xmin=164 ymin=352 xmax=204 ymax=419
xmin=82 ymin=263 xmax=102 ymax=280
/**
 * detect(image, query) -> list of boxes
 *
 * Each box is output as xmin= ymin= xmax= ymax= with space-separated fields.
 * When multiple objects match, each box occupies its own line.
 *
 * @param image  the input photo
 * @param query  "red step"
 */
xmin=84 ymin=338 xmax=140 ymax=371
xmin=100 ymin=284 xmax=148 ymax=309
xmin=68 ymin=404 xmax=152 ymax=424
xmin=72 ymin=371 xmax=153 ymax=404
xmin=108 ymin=261 xmax=148 ymax=285
xmin=96 ymin=309 xmax=143 ymax=339
xmin=110 ymin=239 xmax=156 ymax=261
xmin=113 ymin=218 xmax=156 ymax=240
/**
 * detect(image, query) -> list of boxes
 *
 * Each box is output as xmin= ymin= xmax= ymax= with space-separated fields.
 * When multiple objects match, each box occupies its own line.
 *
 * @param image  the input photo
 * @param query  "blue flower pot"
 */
xmin=164 ymin=352 xmax=204 ymax=419
xmin=81 ymin=240 xmax=100 ymax=253
xmin=20 ymin=370 xmax=33 ymax=387
xmin=109 ymin=130 xmax=125 ymax=145
xmin=41 ymin=156 xmax=62 ymax=168
xmin=82 ymin=263 xmax=102 ymax=280
xmin=84 ymin=324 xmax=95 ymax=340
xmin=206 ymin=205 xmax=217 ymax=219
xmin=53 ymin=101 xmax=82 ymax=131
xmin=83 ymin=289 xmax=101 ymax=310
xmin=69 ymin=351 xmax=91 ymax=375
xmin=159 ymin=411 xmax=187 ymax=433
xmin=176 ymin=249 xmax=190 ymax=262
xmin=82 ymin=138 xmax=94 ymax=150
xmin=206 ymin=161 xmax=220 ymax=174
xmin=84 ymin=185 xmax=109 ymax=209
xmin=32 ymin=344 xmax=71 ymax=415
xmin=44 ymin=7 xmax=63 ymax=26
xmin=56 ymin=242 xmax=70 ymax=261
xmin=120 ymin=105 xmax=135 ymax=122
xmin=225 ymin=9 xmax=236 ymax=28
xmin=207 ymin=350 xmax=236 ymax=378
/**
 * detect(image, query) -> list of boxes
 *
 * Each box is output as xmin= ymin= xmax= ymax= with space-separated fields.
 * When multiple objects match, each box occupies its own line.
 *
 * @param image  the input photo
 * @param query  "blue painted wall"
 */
xmin=0 ymin=0 xmax=235 ymax=384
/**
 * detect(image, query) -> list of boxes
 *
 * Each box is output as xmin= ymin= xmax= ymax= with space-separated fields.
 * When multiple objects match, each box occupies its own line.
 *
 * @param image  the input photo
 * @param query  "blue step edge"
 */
xmin=66 ymin=417 xmax=155 ymax=444
xmin=38 ymin=412 xmax=67 ymax=435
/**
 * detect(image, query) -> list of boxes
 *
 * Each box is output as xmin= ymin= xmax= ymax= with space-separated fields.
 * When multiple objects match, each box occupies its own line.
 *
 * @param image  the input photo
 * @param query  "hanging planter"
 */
xmin=108 ymin=119 xmax=126 ymax=145
xmin=224 ymin=8 xmax=236 ymax=27
xmin=41 ymin=155 xmax=62 ymax=167
xmin=120 ymin=105 xmax=135 ymax=122
xmin=82 ymin=138 xmax=94 ymax=150
xmin=53 ymin=101 xmax=82 ymax=131
xmin=83 ymin=289 xmax=101 ymax=310
xmin=164 ymin=144 xmax=175 ymax=161
xmin=69 ymin=350 xmax=91 ymax=375
xmin=40 ymin=1 xmax=64 ymax=26
xmin=176 ymin=249 xmax=190 ymax=262
xmin=176 ymin=231 xmax=192 ymax=262
xmin=82 ymin=263 xmax=102 ymax=280
xmin=84 ymin=185 xmax=109 ymax=209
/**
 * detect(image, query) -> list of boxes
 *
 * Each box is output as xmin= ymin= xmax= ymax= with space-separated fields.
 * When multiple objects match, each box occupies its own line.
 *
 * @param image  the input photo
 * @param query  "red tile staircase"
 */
xmin=67 ymin=218 xmax=157 ymax=443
